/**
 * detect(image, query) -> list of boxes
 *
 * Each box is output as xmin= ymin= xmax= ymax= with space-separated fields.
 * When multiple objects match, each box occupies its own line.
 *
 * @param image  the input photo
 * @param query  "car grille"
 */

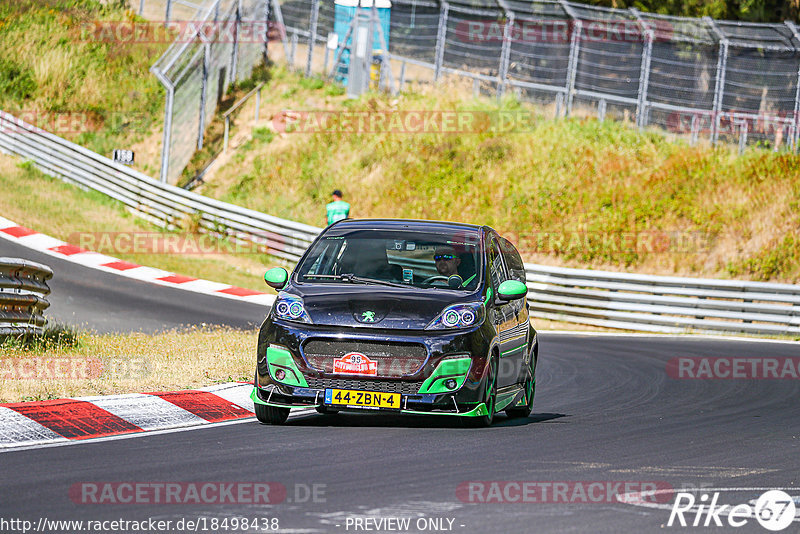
xmin=305 ymin=377 xmax=424 ymax=395
xmin=302 ymin=339 xmax=428 ymax=378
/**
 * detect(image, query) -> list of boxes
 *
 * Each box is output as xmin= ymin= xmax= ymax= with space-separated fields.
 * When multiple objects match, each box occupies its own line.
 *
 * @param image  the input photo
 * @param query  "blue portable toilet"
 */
xmin=333 ymin=0 xmax=391 ymax=85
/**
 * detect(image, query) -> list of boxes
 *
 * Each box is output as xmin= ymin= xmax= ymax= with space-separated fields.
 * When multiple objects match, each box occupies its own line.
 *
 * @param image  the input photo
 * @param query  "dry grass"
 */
xmin=0 ymin=326 xmax=256 ymax=402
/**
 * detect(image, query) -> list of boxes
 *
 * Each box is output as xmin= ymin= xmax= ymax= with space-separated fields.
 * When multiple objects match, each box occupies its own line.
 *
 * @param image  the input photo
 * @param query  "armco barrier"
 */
xmin=0 ymin=258 xmax=53 ymax=335
xmin=0 ymin=111 xmax=320 ymax=263
xmin=1 ymin=110 xmax=799 ymax=336
xmin=526 ymin=264 xmax=800 ymax=335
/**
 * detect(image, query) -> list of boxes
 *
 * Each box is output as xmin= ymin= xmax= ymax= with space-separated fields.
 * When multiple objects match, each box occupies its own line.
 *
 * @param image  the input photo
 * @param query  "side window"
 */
xmin=499 ymin=237 xmax=525 ymax=283
xmin=489 ymin=237 xmax=508 ymax=290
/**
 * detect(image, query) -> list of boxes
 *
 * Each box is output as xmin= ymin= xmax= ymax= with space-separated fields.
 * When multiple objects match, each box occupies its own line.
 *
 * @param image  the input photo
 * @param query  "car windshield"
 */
xmin=296 ymin=229 xmax=482 ymax=291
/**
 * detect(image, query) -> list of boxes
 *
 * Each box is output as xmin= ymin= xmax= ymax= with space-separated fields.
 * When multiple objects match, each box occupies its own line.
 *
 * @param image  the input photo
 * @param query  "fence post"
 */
xmin=434 ymin=1 xmax=449 ymax=82
xmin=559 ymin=0 xmax=581 ymax=116
xmin=306 ymin=0 xmax=321 ymax=76
xmin=271 ymin=0 xmax=292 ymax=65
xmin=263 ymin=0 xmax=271 ymax=64
xmin=738 ymin=119 xmax=748 ymax=154
xmin=165 ymin=0 xmax=173 ymax=26
xmin=785 ymin=21 xmax=800 ymax=153
xmin=152 ymin=68 xmax=174 ymax=184
xmin=496 ymin=1 xmax=514 ymax=98
xmin=198 ymin=38 xmax=211 ymax=150
xmin=705 ymin=17 xmax=727 ymax=146
xmin=290 ymin=30 xmax=298 ymax=66
xmin=230 ymin=0 xmax=242 ymax=83
xmin=631 ymin=8 xmax=653 ymax=130
xmin=139 ymin=0 xmax=145 ymax=16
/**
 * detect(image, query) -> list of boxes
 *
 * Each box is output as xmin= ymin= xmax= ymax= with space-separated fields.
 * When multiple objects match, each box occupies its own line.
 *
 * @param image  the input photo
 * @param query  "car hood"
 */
xmin=285 ymin=283 xmax=479 ymax=329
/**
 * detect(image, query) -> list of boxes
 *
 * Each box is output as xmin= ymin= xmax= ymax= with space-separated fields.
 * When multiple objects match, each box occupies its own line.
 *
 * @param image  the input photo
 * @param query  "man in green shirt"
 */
xmin=326 ymin=190 xmax=351 ymax=225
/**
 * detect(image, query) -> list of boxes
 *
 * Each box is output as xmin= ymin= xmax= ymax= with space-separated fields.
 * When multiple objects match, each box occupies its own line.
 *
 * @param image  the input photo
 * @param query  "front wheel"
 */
xmin=463 ymin=354 xmax=497 ymax=428
xmin=255 ymin=402 xmax=290 ymax=425
xmin=506 ymin=349 xmax=535 ymax=418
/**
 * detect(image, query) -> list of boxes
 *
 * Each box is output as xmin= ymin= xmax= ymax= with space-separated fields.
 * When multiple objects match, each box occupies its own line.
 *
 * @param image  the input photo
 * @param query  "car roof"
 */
xmin=326 ymin=218 xmax=487 ymax=235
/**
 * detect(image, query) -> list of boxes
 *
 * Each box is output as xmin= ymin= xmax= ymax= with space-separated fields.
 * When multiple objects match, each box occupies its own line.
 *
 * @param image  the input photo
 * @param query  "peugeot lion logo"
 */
xmin=361 ymin=311 xmax=376 ymax=322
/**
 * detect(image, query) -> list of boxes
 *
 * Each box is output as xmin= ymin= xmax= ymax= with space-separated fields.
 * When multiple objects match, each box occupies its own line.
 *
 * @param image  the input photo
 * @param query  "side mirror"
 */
xmin=497 ymin=280 xmax=527 ymax=302
xmin=264 ymin=267 xmax=288 ymax=291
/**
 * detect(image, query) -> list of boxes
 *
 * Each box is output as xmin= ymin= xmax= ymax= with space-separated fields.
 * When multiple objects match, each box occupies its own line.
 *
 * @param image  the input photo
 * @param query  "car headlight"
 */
xmin=426 ymin=302 xmax=485 ymax=330
xmin=273 ymin=294 xmax=312 ymax=323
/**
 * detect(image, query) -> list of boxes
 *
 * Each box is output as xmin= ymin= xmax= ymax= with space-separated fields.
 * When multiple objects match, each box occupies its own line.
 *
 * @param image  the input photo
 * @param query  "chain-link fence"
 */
xmin=139 ymin=0 xmax=800 ymax=183
xmin=143 ymin=0 xmax=269 ymax=183
xmin=272 ymin=0 xmax=800 ymax=153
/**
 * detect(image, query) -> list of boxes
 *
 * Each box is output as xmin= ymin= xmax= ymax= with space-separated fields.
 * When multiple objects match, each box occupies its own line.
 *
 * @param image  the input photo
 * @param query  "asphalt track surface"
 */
xmin=2 ymin=239 xmax=800 ymax=532
xmin=0 ymin=237 xmax=268 ymax=333
xmin=2 ymin=334 xmax=799 ymax=532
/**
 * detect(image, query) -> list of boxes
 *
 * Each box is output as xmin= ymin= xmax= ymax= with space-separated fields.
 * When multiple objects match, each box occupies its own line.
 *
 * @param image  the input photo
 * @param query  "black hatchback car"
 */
xmin=251 ymin=219 xmax=537 ymax=426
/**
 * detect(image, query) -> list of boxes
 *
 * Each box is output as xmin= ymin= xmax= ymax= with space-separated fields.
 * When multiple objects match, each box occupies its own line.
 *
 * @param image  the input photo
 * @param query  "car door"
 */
xmin=499 ymin=236 xmax=531 ymax=385
xmin=488 ymin=233 xmax=517 ymax=388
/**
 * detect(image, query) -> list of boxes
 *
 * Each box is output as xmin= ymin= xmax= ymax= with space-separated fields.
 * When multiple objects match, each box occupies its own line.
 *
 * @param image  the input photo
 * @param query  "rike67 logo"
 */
xmin=668 ymin=490 xmax=797 ymax=531
xmin=333 ymin=352 xmax=377 ymax=376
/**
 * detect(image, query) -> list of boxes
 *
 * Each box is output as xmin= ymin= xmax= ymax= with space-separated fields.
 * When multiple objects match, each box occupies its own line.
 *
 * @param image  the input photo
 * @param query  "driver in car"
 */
xmin=434 ymin=246 xmax=461 ymax=277
xmin=433 ymin=246 xmax=477 ymax=288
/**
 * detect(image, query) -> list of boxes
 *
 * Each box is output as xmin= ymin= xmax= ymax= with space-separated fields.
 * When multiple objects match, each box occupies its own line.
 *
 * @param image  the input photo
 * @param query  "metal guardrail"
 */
xmin=0 ymin=258 xmax=53 ymax=335
xmin=2 ymin=110 xmax=799 ymax=336
xmin=0 ymin=110 xmax=321 ymax=263
xmin=526 ymin=264 xmax=800 ymax=336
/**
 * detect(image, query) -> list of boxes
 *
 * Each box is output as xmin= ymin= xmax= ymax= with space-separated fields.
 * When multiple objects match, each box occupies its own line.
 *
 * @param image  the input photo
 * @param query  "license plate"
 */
xmin=324 ymin=388 xmax=401 ymax=409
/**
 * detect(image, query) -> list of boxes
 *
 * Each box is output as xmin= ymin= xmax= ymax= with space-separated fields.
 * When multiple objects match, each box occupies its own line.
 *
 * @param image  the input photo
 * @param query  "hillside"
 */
xmin=198 ymin=67 xmax=800 ymax=283
xmin=0 ymin=0 xmax=168 ymax=175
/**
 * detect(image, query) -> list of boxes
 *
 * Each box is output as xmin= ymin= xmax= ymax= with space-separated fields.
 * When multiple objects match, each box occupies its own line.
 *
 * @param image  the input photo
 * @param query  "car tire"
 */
xmin=255 ymin=402 xmax=290 ymax=425
xmin=506 ymin=351 xmax=535 ymax=419
xmin=316 ymin=405 xmax=339 ymax=415
xmin=463 ymin=354 xmax=497 ymax=428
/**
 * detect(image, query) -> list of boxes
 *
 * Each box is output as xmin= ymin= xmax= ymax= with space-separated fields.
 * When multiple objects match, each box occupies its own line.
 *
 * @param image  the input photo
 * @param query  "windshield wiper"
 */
xmin=340 ymin=273 xmax=409 ymax=289
xmin=303 ymin=273 xmax=408 ymax=289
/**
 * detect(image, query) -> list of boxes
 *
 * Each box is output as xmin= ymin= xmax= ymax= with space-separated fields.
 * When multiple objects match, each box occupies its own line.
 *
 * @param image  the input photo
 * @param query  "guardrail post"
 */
xmin=559 ymin=0 xmax=581 ymax=116
xmin=497 ymin=3 xmax=514 ymax=98
xmin=306 ymin=0 xmax=321 ymax=76
xmin=705 ymin=17 xmax=728 ymax=146
xmin=598 ymin=99 xmax=606 ymax=121
xmin=631 ymin=8 xmax=653 ymax=130
xmin=433 ymin=0 xmax=449 ymax=82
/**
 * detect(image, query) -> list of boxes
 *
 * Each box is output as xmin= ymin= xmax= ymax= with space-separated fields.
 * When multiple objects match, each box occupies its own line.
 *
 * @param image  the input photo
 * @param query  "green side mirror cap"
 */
xmin=497 ymin=279 xmax=527 ymax=301
xmin=264 ymin=267 xmax=288 ymax=290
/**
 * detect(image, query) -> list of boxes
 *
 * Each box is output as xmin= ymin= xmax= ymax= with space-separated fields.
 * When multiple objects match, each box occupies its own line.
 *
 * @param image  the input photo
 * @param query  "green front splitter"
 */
xmin=251 ymin=387 xmax=489 ymax=417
